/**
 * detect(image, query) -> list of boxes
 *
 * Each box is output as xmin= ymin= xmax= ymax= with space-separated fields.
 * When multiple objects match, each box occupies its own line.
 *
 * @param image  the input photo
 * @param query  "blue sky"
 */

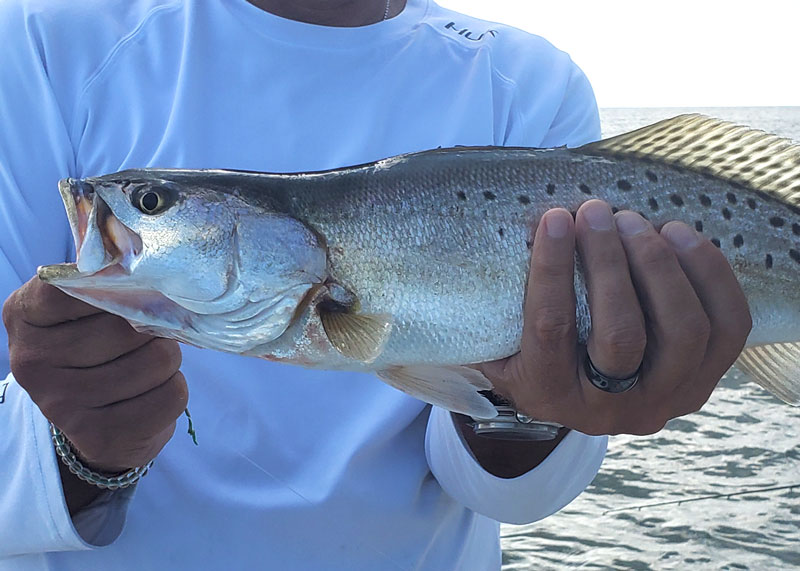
xmin=438 ymin=0 xmax=799 ymax=108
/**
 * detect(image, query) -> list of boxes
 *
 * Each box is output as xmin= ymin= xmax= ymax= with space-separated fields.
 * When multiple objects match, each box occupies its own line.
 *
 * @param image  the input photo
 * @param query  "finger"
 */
xmin=65 ymin=374 xmax=187 ymax=472
xmin=508 ymin=208 xmax=579 ymax=411
xmin=60 ymin=338 xmax=183 ymax=408
xmin=9 ymin=277 xmax=103 ymax=327
xmin=24 ymin=313 xmax=154 ymax=369
xmin=98 ymin=371 xmax=189 ymax=437
xmin=661 ymin=222 xmax=751 ymax=404
xmin=615 ymin=214 xmax=710 ymax=394
xmin=575 ymin=200 xmax=646 ymax=379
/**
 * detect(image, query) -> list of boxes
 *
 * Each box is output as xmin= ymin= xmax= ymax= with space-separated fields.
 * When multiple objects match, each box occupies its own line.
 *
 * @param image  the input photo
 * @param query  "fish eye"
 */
xmin=132 ymin=185 xmax=174 ymax=215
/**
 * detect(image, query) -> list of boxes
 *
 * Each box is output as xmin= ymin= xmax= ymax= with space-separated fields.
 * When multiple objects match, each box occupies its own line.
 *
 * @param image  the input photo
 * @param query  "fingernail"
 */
xmin=582 ymin=201 xmax=614 ymax=231
xmin=615 ymin=211 xmax=649 ymax=236
xmin=662 ymin=221 xmax=700 ymax=250
xmin=544 ymin=210 xmax=571 ymax=238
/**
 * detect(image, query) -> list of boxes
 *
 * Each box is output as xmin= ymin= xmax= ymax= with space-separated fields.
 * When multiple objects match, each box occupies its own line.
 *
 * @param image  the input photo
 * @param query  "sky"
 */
xmin=437 ymin=0 xmax=800 ymax=108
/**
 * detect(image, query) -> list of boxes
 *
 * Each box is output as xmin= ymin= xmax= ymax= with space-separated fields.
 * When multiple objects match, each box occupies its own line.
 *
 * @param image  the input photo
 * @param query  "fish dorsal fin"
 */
xmin=579 ymin=114 xmax=800 ymax=206
xmin=377 ymin=365 xmax=498 ymax=418
xmin=735 ymin=343 xmax=800 ymax=405
xmin=319 ymin=310 xmax=393 ymax=363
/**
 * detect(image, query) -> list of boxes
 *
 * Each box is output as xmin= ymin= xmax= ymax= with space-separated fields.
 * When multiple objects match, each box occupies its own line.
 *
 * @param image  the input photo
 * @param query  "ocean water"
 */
xmin=501 ymin=107 xmax=800 ymax=570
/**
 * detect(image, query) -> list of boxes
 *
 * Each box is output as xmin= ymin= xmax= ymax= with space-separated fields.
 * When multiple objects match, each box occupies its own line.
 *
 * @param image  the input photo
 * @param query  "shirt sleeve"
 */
xmin=425 ymin=407 xmax=606 ymax=525
xmin=0 ymin=2 xmax=128 ymax=557
xmin=0 ymin=377 xmax=121 ymax=557
xmin=424 ymin=57 xmax=607 ymax=525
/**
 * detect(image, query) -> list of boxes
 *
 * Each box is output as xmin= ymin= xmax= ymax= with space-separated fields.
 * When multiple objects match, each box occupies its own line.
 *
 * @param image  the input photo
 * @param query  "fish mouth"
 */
xmin=39 ymin=178 xmax=143 ymax=285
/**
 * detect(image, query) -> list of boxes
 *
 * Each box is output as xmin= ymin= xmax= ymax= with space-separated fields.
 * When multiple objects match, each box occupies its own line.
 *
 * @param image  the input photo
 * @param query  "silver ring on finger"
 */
xmin=584 ymin=354 xmax=641 ymax=393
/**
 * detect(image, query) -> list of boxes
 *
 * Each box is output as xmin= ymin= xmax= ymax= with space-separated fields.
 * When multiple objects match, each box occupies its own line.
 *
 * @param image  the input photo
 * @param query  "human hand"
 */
xmin=2 ymin=277 xmax=188 ymax=473
xmin=479 ymin=199 xmax=752 ymax=435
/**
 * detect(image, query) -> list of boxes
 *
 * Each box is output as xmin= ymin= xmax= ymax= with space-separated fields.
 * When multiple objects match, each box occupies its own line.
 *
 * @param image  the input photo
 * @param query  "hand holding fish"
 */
xmin=479 ymin=201 xmax=753 ymax=435
xmin=1 ymin=277 xmax=188 ymax=511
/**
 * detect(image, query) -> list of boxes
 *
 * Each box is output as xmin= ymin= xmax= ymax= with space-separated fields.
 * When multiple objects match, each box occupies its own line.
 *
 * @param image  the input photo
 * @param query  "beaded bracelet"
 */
xmin=49 ymin=423 xmax=153 ymax=490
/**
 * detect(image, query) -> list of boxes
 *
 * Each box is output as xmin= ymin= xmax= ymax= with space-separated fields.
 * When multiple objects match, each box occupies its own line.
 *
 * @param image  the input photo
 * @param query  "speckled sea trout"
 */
xmin=39 ymin=115 xmax=800 ymax=417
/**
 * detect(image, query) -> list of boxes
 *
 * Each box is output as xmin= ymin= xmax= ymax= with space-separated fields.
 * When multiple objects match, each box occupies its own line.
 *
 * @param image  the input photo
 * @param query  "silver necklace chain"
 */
xmin=383 ymin=0 xmax=391 ymax=20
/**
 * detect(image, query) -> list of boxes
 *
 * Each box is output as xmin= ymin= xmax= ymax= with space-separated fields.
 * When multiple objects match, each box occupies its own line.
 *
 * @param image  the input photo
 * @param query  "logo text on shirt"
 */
xmin=0 ymin=380 xmax=8 ymax=405
xmin=444 ymin=22 xmax=498 ymax=42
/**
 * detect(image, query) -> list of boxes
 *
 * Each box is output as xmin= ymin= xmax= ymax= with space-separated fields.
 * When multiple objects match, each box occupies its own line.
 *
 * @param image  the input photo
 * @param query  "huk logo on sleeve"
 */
xmin=0 ymin=380 xmax=8 ymax=404
xmin=444 ymin=22 xmax=498 ymax=42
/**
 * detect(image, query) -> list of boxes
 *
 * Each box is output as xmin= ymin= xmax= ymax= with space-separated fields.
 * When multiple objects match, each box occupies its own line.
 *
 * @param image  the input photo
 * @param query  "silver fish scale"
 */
xmin=272 ymin=147 xmax=800 ymax=365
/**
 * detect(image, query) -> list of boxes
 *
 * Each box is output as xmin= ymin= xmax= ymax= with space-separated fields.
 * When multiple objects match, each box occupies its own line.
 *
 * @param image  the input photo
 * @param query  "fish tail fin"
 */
xmin=735 ymin=343 xmax=800 ymax=405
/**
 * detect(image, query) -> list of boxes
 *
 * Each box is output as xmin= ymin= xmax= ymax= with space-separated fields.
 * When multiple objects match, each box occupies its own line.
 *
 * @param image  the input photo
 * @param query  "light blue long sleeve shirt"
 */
xmin=0 ymin=1 xmax=606 ymax=569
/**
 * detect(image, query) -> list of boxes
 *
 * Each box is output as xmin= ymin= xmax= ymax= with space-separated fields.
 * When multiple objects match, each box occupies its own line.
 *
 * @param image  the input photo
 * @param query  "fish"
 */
xmin=38 ymin=114 xmax=800 ymax=418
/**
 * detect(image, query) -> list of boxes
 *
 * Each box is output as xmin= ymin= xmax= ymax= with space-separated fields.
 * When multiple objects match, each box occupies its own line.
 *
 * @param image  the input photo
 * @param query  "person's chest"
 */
xmin=72 ymin=27 xmax=511 ymax=178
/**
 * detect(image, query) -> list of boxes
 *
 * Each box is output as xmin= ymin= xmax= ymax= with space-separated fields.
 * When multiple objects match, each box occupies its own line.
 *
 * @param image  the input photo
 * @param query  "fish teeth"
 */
xmin=76 ymin=202 xmax=111 ymax=274
xmin=105 ymin=213 xmax=142 ymax=272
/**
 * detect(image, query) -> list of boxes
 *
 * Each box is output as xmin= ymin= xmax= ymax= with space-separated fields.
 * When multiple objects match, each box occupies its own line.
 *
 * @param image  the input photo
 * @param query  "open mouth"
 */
xmin=57 ymin=178 xmax=143 ymax=278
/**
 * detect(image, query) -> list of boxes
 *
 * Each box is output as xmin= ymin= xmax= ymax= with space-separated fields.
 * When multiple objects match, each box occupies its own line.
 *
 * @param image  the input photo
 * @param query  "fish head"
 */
xmin=39 ymin=172 xmax=328 ymax=353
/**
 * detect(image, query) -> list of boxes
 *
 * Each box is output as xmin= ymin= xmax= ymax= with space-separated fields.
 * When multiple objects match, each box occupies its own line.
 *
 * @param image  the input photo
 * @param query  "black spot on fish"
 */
xmin=518 ymin=195 xmax=530 ymax=205
xmin=498 ymin=227 xmax=504 ymax=238
xmin=747 ymin=198 xmax=757 ymax=209
xmin=483 ymin=191 xmax=496 ymax=201
xmin=456 ymin=190 xmax=466 ymax=201
xmin=726 ymin=192 xmax=737 ymax=205
xmin=722 ymin=207 xmax=732 ymax=220
xmin=711 ymin=238 xmax=721 ymax=248
xmin=791 ymin=249 xmax=800 ymax=264
xmin=695 ymin=220 xmax=703 ymax=232
xmin=611 ymin=206 xmax=620 ymax=214
xmin=670 ymin=194 xmax=684 ymax=206
xmin=546 ymin=183 xmax=556 ymax=195
xmin=770 ymin=216 xmax=785 ymax=227
xmin=766 ymin=253 xmax=773 ymax=269
xmin=699 ymin=194 xmax=712 ymax=207
xmin=579 ymin=183 xmax=592 ymax=195
xmin=645 ymin=170 xmax=658 ymax=183
xmin=733 ymin=234 xmax=744 ymax=248
xmin=648 ymin=197 xmax=659 ymax=211
xmin=617 ymin=179 xmax=632 ymax=191
xmin=793 ymin=223 xmax=800 ymax=236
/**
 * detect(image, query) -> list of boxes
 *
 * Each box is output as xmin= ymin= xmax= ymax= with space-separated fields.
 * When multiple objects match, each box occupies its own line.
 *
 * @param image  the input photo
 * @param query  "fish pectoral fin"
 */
xmin=377 ymin=365 xmax=498 ymax=418
xmin=319 ymin=311 xmax=393 ymax=363
xmin=735 ymin=343 xmax=800 ymax=405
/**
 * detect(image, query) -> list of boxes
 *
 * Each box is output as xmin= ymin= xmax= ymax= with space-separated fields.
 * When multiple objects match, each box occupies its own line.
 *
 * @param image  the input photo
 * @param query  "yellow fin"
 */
xmin=735 ymin=343 xmax=800 ymax=405
xmin=579 ymin=114 xmax=800 ymax=206
xmin=319 ymin=311 xmax=392 ymax=363
xmin=377 ymin=365 xmax=497 ymax=418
